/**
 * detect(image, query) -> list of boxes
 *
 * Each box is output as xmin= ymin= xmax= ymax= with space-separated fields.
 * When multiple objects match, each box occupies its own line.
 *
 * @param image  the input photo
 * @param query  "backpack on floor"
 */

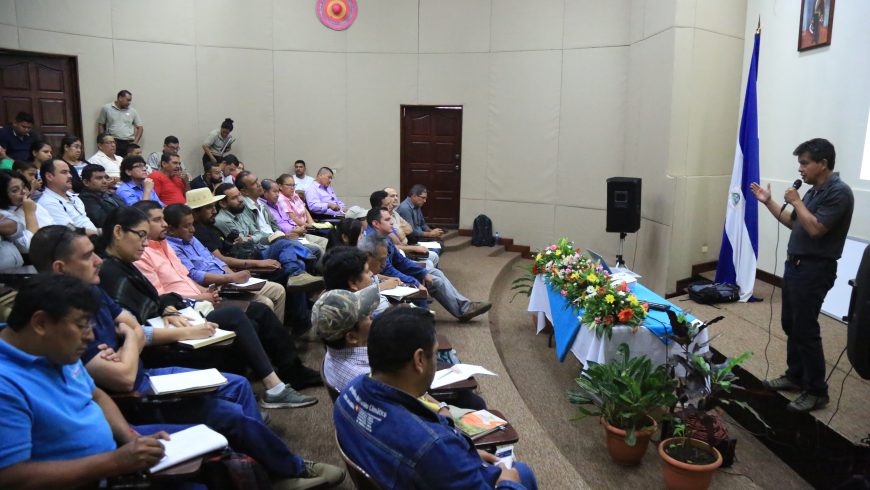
xmin=687 ymin=281 xmax=740 ymax=304
xmin=471 ymin=214 xmax=495 ymax=247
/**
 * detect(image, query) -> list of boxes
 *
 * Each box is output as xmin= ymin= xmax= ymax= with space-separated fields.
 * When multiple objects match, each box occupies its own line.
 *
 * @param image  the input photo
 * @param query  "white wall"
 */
xmin=740 ymin=0 xmax=870 ymax=275
xmin=0 ymin=0 xmax=750 ymax=293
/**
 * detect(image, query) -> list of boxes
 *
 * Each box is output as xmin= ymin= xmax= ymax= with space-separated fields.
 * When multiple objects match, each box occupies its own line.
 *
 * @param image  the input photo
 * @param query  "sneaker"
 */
xmin=273 ymin=461 xmax=346 ymax=490
xmin=457 ymin=301 xmax=492 ymax=322
xmin=287 ymin=273 xmax=325 ymax=291
xmin=762 ymin=375 xmax=802 ymax=392
xmin=259 ymin=385 xmax=318 ymax=409
xmin=787 ymin=391 xmax=829 ymax=413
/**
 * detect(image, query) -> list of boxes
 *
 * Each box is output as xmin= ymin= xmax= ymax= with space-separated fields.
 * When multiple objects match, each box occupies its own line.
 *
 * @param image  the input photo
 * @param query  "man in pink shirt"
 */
xmin=148 ymin=152 xmax=187 ymax=205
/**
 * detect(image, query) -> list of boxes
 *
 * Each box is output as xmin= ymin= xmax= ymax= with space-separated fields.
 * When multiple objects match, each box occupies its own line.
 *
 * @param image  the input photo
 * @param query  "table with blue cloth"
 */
xmin=527 ymin=275 xmax=708 ymax=366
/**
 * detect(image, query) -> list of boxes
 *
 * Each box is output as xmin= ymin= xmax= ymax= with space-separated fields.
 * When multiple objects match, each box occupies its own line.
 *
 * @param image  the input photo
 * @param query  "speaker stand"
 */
xmin=615 ymin=232 xmax=627 ymax=269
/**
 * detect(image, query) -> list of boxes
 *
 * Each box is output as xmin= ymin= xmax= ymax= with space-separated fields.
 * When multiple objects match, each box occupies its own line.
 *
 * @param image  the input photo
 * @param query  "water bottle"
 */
xmin=495 ymin=232 xmax=500 ymax=245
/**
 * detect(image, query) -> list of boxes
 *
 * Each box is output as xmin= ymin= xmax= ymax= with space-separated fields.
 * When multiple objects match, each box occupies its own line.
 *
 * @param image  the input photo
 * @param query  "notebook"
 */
xmin=454 ymin=410 xmax=509 ymax=440
xmin=149 ymin=424 xmax=228 ymax=473
xmin=380 ymin=285 xmax=422 ymax=299
xmin=148 ymin=368 xmax=228 ymax=395
xmin=147 ymin=307 xmax=236 ymax=349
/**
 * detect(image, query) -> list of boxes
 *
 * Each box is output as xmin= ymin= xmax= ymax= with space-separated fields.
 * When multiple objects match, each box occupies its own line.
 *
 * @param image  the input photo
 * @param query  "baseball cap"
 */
xmin=313 ymin=285 xmax=380 ymax=342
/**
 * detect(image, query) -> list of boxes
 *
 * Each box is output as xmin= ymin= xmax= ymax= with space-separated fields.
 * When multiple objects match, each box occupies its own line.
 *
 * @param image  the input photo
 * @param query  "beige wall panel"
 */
xmin=633 ymin=218 xmax=672 ymax=293
xmin=346 ymin=0 xmax=418 ymax=54
xmin=110 ymin=0 xmax=195 ymax=44
xmin=273 ymin=1 xmax=347 ymax=52
xmin=346 ymin=53 xmax=417 ymax=200
xmin=624 ymin=31 xmax=676 ymax=226
xmin=487 ymin=51 xmax=561 ymax=204
xmin=459 ymin=197 xmax=483 ymax=229
xmin=113 ymin=40 xmax=198 ymax=161
xmin=195 ymin=46 xmax=274 ymax=177
xmin=274 ymin=51 xmax=347 ymax=178
xmin=194 ymin=0 xmax=272 ymax=50
xmin=0 ymin=0 xmax=16 ymax=25
xmin=0 ymin=23 xmax=18 ymax=49
xmin=669 ymin=175 xmax=731 ymax=285
xmin=419 ymin=0 xmax=489 ymax=53
xmin=642 ymin=0 xmax=695 ymax=38
xmin=664 ymin=27 xmax=692 ymax=178
xmin=563 ymin=0 xmax=630 ymax=48
xmin=694 ymin=0 xmax=746 ymax=38
xmin=18 ymin=28 xmax=114 ymax=151
xmin=490 ymin=0 xmax=563 ymax=52
xmin=684 ymin=29 xmax=742 ymax=177
xmin=418 ymin=53 xmax=489 ymax=200
xmin=553 ymin=205 xmax=635 ymax=263
xmin=629 ymin=0 xmax=644 ymax=43
xmin=15 ymin=0 xmax=111 ymax=38
xmin=557 ymin=46 xmax=628 ymax=208
xmin=485 ymin=200 xmax=555 ymax=251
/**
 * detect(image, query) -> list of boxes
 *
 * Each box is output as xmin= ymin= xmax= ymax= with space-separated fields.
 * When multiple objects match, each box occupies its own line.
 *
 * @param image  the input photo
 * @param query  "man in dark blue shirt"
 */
xmin=0 ymin=112 xmax=37 ymax=161
xmin=751 ymin=138 xmax=854 ymax=412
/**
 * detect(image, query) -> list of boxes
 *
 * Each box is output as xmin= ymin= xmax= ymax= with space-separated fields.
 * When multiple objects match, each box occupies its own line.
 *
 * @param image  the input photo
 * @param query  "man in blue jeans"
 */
xmin=334 ymin=305 xmax=537 ymax=489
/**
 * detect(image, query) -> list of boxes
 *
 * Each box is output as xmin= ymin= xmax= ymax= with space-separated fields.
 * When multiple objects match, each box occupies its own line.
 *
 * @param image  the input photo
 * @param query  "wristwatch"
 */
xmin=438 ymin=401 xmax=449 ymax=411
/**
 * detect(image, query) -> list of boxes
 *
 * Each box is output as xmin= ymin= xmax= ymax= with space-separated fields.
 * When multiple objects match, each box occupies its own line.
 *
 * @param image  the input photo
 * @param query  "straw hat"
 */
xmin=185 ymin=187 xmax=225 ymax=209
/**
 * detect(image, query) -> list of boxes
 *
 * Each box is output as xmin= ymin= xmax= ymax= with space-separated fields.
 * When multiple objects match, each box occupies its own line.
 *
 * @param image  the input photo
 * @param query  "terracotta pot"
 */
xmin=601 ymin=417 xmax=657 ymax=466
xmin=659 ymin=437 xmax=723 ymax=490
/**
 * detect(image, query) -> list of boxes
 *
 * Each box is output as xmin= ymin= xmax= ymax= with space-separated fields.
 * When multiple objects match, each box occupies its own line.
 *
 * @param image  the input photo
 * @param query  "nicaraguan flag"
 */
xmin=714 ymin=31 xmax=760 ymax=302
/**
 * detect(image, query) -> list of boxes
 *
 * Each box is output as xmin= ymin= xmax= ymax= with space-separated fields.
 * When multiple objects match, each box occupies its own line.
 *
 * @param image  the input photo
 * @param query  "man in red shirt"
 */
xmin=148 ymin=152 xmax=187 ymax=205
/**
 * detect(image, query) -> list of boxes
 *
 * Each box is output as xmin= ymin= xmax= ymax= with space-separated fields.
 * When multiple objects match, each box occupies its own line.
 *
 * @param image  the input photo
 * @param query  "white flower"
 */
xmin=617 ymin=291 xmax=626 ymax=297
xmin=586 ymin=286 xmax=595 ymax=294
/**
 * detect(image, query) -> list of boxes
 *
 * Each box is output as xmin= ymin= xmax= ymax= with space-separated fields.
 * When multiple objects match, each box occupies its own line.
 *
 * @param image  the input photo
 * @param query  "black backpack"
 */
xmin=687 ymin=281 xmax=740 ymax=304
xmin=471 ymin=215 xmax=495 ymax=247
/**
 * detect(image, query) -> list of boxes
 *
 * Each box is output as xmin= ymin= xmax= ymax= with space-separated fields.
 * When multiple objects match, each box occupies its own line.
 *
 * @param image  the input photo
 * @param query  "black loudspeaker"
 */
xmin=847 ymin=244 xmax=870 ymax=379
xmin=606 ymin=177 xmax=642 ymax=233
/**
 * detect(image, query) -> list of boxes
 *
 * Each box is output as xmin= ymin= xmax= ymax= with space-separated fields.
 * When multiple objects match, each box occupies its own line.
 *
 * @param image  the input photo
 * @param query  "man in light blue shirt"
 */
xmin=115 ymin=155 xmax=164 ymax=206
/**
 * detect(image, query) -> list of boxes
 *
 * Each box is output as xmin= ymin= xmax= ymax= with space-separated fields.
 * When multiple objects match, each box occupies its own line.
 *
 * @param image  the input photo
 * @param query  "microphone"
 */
xmin=780 ymin=179 xmax=803 ymax=212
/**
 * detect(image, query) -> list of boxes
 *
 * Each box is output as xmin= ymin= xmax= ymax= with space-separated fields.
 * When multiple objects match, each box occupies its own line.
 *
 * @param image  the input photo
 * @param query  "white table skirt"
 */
xmin=527 ymin=275 xmax=708 ymax=366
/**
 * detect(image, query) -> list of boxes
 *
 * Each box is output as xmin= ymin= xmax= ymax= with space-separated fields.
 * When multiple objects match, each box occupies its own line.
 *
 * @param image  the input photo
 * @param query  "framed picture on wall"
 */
xmin=798 ymin=0 xmax=835 ymax=51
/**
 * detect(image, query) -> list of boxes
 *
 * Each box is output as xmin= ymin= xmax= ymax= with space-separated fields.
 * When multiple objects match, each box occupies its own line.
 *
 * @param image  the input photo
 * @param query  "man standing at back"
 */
xmin=96 ymin=90 xmax=143 ymax=157
xmin=0 ymin=112 xmax=37 ymax=160
xmin=752 ymin=138 xmax=854 ymax=412
xmin=334 ymin=306 xmax=537 ymax=489
xmin=292 ymin=160 xmax=315 ymax=194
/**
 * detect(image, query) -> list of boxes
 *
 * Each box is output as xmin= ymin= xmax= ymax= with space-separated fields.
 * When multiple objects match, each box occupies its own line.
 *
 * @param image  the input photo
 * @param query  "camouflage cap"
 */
xmin=312 ymin=285 xmax=381 ymax=342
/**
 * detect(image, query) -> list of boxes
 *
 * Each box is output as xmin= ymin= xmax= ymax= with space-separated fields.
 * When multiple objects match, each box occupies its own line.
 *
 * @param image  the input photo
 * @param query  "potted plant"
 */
xmin=659 ymin=422 xmax=723 ymax=490
xmin=568 ymin=343 xmax=677 ymax=466
xmin=661 ymin=311 xmax=768 ymax=487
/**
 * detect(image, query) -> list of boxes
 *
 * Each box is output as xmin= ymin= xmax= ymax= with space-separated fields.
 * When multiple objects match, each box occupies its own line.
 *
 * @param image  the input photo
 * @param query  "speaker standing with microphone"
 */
xmin=750 ymin=138 xmax=854 ymax=413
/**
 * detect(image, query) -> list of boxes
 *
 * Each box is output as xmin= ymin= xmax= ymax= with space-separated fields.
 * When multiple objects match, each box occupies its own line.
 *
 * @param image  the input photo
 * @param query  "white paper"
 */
xmin=149 ymin=368 xmax=228 ymax=395
xmin=609 ymin=271 xmax=638 ymax=286
xmin=177 ymin=328 xmax=236 ymax=348
xmin=147 ymin=307 xmax=205 ymax=328
xmin=380 ymin=285 xmax=422 ymax=299
xmin=611 ymin=266 xmax=641 ymax=278
xmin=418 ymin=241 xmax=442 ymax=250
xmin=229 ymin=277 xmax=266 ymax=287
xmin=430 ymin=364 xmax=497 ymax=389
xmin=149 ymin=424 xmax=228 ymax=473
xmin=495 ymin=445 xmax=515 ymax=469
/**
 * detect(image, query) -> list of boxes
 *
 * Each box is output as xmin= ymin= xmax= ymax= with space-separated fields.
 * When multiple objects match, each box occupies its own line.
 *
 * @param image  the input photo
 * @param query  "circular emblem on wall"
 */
xmin=316 ymin=0 xmax=358 ymax=31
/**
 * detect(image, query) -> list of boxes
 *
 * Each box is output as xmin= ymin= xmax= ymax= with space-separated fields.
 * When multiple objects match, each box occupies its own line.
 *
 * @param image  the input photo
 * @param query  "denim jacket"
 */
xmin=334 ymin=375 xmax=526 ymax=490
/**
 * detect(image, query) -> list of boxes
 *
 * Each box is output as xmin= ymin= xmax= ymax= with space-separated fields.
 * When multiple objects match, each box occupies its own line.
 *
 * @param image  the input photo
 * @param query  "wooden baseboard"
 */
xmin=458 ymin=229 xmax=533 ymax=259
xmin=671 ymin=260 xmax=783 ymax=297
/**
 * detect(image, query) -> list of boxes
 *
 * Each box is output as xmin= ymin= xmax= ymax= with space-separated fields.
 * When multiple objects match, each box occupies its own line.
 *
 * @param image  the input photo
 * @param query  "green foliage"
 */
xmin=568 ymin=343 xmax=677 ymax=446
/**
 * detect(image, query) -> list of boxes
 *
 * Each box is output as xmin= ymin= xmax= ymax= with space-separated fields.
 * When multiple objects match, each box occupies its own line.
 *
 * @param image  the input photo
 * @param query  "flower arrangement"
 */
xmin=580 ymin=277 xmax=648 ymax=339
xmin=531 ymin=238 xmax=595 ymax=308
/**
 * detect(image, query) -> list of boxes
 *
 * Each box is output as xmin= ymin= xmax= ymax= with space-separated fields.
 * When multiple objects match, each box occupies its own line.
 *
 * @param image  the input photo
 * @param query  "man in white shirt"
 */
xmin=292 ymin=160 xmax=315 ymax=194
xmin=37 ymin=159 xmax=97 ymax=234
xmin=96 ymin=90 xmax=143 ymax=157
xmin=87 ymin=133 xmax=123 ymax=182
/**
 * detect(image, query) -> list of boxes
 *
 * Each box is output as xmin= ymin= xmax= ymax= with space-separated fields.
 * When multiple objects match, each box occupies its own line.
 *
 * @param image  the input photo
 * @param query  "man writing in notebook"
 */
xmin=28 ymin=226 xmax=346 ymax=489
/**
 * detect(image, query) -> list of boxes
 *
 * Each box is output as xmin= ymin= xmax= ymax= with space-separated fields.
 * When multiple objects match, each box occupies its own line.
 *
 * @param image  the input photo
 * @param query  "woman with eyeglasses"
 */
xmin=0 ymin=170 xmax=54 ymax=256
xmin=59 ymin=135 xmax=88 ymax=193
xmin=96 ymin=206 xmax=320 ymax=408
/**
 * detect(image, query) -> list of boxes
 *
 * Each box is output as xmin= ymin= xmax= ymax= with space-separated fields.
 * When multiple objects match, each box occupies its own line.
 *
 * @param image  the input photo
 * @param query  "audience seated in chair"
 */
xmin=189 ymin=160 xmax=224 ymax=193
xmin=146 ymin=135 xmax=180 ymax=174
xmin=38 ymin=158 xmax=97 ymax=234
xmin=78 ymin=163 xmax=126 ymax=230
xmin=396 ymin=184 xmax=445 ymax=243
xmin=370 ymin=189 xmax=438 ymax=268
xmin=305 ymin=166 xmax=346 ymax=218
xmin=276 ymin=173 xmax=320 ymax=231
xmin=27 ymin=226 xmax=345 ymax=488
xmin=116 ymin=155 xmax=163 ymax=207
xmin=163 ymin=203 xmax=288 ymax=323
xmin=327 ymin=217 xmax=363 ymax=249
xmin=292 ymin=159 xmax=315 ymax=195
xmin=221 ymin=154 xmax=242 ymax=183
xmin=334 ymin=306 xmax=537 ymax=490
xmin=96 ymin=205 xmax=322 ymax=397
xmin=0 ymin=274 xmax=193 ymax=489
xmin=149 ymin=152 xmax=187 ymax=206
xmin=11 ymin=160 xmax=42 ymax=201
xmin=323 ymin=246 xmax=396 ymax=321
xmin=366 ymin=207 xmax=491 ymax=322
xmin=261 ymin=178 xmax=328 ymax=254
xmin=0 ymin=170 xmax=53 ymax=256
xmin=88 ymin=132 xmax=123 ymax=180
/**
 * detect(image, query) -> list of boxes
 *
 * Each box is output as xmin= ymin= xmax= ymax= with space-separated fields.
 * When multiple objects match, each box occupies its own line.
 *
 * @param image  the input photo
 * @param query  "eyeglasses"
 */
xmin=130 ymin=163 xmax=145 ymax=169
xmin=124 ymin=228 xmax=148 ymax=240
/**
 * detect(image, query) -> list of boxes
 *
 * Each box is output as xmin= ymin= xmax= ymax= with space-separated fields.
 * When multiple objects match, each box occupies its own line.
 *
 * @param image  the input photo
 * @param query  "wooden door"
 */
xmin=400 ymin=105 xmax=462 ymax=227
xmin=0 ymin=50 xmax=83 ymax=155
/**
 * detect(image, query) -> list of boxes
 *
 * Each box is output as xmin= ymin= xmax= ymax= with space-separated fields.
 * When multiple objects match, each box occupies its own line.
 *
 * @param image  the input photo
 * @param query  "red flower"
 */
xmin=532 ymin=264 xmax=539 ymax=275
xmin=617 ymin=308 xmax=634 ymax=323
xmin=604 ymin=315 xmax=614 ymax=325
